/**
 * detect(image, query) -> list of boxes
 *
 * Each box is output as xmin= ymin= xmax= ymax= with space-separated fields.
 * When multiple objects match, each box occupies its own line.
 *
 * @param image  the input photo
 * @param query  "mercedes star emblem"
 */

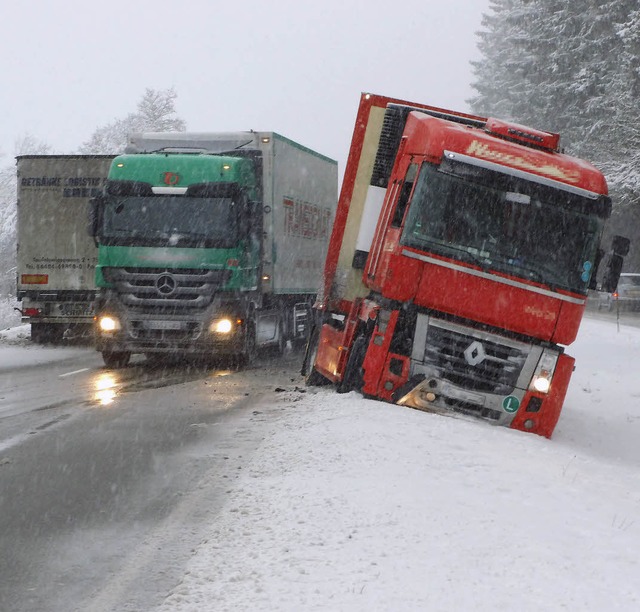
xmin=156 ymin=274 xmax=177 ymax=296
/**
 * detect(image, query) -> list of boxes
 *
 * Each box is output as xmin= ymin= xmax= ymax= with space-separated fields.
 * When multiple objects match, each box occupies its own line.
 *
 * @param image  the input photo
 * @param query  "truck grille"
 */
xmin=104 ymin=267 xmax=231 ymax=310
xmin=413 ymin=318 xmax=529 ymax=395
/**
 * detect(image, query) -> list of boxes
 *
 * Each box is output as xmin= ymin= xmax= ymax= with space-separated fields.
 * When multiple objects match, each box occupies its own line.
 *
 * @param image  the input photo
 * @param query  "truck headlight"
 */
xmin=530 ymin=349 xmax=558 ymax=394
xmin=98 ymin=315 xmax=121 ymax=332
xmin=209 ymin=318 xmax=234 ymax=334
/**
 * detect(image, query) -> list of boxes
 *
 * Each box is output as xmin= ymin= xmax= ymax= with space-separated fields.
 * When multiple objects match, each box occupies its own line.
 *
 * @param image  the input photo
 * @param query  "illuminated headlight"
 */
xmin=532 ymin=375 xmax=551 ymax=393
xmin=209 ymin=318 xmax=234 ymax=334
xmin=530 ymin=350 xmax=559 ymax=394
xmin=98 ymin=316 xmax=121 ymax=332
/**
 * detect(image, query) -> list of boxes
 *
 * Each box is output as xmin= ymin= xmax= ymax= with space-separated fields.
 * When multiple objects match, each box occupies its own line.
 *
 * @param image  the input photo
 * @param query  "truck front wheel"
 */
xmin=102 ymin=350 xmax=131 ymax=369
xmin=238 ymin=321 xmax=257 ymax=366
xmin=303 ymin=327 xmax=330 ymax=386
xmin=337 ymin=336 xmax=367 ymax=393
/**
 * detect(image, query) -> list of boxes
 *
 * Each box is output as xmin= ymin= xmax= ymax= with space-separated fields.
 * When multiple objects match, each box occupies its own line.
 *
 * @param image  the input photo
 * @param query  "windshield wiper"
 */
xmin=500 ymin=259 xmax=566 ymax=288
xmin=445 ymin=245 xmax=492 ymax=271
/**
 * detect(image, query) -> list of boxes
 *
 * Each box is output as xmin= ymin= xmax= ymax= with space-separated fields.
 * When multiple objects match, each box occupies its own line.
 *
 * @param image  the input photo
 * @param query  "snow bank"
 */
xmin=156 ymin=316 xmax=640 ymax=611
xmin=0 ymin=324 xmax=91 ymax=370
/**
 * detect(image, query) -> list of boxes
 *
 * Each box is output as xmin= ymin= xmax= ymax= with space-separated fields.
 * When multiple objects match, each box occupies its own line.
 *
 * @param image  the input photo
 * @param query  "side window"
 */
xmin=391 ymin=163 xmax=418 ymax=227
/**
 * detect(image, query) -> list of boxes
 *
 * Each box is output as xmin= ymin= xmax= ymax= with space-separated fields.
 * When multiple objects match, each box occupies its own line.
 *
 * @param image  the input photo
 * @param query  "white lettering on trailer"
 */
xmin=282 ymin=197 xmax=332 ymax=240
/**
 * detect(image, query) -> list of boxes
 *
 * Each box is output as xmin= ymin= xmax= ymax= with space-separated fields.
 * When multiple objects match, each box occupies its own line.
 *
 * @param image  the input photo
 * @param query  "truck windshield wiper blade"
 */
xmin=446 ymin=245 xmax=492 ymax=271
xmin=503 ymin=259 xmax=560 ymax=287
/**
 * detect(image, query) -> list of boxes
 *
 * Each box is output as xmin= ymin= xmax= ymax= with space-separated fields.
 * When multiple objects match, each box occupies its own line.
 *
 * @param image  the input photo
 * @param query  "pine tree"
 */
xmin=469 ymin=0 xmax=640 ymax=268
xmin=0 ymin=135 xmax=53 ymax=296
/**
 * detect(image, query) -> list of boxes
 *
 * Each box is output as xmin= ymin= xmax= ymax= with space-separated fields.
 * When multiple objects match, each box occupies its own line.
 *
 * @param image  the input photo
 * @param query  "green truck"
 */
xmin=88 ymin=131 xmax=337 ymax=367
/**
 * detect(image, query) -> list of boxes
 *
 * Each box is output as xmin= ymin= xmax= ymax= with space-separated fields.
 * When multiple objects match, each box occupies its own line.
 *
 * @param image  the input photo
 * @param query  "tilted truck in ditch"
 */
xmin=88 ymin=131 xmax=337 ymax=367
xmin=303 ymin=93 xmax=628 ymax=437
xmin=16 ymin=155 xmax=113 ymax=343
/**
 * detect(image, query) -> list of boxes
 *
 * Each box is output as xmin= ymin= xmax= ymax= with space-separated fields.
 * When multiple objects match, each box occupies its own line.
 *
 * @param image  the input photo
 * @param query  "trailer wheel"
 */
xmin=337 ymin=335 xmax=367 ymax=394
xmin=239 ymin=321 xmax=257 ymax=366
xmin=303 ymin=327 xmax=330 ymax=386
xmin=102 ymin=350 xmax=131 ymax=369
xmin=274 ymin=316 xmax=287 ymax=356
xmin=31 ymin=323 xmax=64 ymax=345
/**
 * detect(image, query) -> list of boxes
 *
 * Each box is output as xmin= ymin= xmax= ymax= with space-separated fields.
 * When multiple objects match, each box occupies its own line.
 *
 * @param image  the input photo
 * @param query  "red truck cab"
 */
xmin=305 ymin=93 xmax=626 ymax=437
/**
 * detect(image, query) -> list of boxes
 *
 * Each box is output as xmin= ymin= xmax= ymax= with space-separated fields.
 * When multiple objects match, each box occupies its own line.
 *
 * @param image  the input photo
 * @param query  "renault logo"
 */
xmin=464 ymin=340 xmax=486 ymax=366
xmin=156 ymin=274 xmax=177 ymax=296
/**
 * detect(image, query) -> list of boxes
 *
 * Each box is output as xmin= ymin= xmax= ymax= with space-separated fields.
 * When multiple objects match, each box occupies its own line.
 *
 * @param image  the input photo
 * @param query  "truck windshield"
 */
xmin=100 ymin=195 xmax=240 ymax=248
xmin=400 ymin=161 xmax=607 ymax=294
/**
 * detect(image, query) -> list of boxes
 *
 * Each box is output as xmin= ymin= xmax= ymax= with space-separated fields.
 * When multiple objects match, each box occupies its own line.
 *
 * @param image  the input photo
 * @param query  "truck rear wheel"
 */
xmin=273 ymin=316 xmax=287 ymax=356
xmin=102 ymin=350 xmax=131 ymax=369
xmin=31 ymin=323 xmax=64 ymax=345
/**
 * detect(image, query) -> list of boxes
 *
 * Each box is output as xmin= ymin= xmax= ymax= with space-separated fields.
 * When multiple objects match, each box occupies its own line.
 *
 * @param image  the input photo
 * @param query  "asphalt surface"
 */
xmin=0 ymin=346 xmax=305 ymax=612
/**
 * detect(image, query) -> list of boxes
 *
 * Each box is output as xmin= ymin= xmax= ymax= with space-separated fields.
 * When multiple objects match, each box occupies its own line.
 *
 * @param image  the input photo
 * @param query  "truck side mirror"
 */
xmin=601 ymin=255 xmax=624 ymax=293
xmin=588 ymin=248 xmax=604 ymax=291
xmin=600 ymin=235 xmax=630 ymax=293
xmin=612 ymin=235 xmax=630 ymax=256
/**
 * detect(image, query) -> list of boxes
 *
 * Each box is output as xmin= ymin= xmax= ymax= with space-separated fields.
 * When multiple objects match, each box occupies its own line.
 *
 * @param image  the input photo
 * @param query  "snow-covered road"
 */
xmin=1 ymin=314 xmax=639 ymax=611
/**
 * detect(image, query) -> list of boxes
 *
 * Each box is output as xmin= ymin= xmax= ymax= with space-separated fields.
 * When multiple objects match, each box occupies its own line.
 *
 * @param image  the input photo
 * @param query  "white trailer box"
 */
xmin=16 ymin=155 xmax=113 ymax=342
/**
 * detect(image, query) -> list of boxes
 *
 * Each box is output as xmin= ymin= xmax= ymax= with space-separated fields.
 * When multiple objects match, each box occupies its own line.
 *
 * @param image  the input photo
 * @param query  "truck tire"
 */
xmin=303 ymin=327 xmax=330 ymax=386
xmin=31 ymin=323 xmax=64 ymax=345
xmin=102 ymin=350 xmax=131 ymax=369
xmin=30 ymin=323 xmax=44 ymax=344
xmin=238 ymin=321 xmax=257 ymax=366
xmin=273 ymin=316 xmax=287 ymax=356
xmin=337 ymin=335 xmax=367 ymax=393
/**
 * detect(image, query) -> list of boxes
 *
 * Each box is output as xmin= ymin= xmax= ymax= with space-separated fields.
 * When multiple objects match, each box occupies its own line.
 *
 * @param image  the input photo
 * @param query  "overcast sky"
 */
xmin=1 ymin=0 xmax=490 ymax=171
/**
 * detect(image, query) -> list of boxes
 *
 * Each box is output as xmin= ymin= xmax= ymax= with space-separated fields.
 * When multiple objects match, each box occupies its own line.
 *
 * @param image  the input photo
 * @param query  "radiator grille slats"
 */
xmin=420 ymin=322 xmax=528 ymax=395
xmin=104 ymin=267 xmax=231 ymax=310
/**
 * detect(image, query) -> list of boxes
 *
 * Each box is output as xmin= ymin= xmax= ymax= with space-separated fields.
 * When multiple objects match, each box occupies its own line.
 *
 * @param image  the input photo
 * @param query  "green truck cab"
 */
xmin=88 ymin=132 xmax=337 ymax=367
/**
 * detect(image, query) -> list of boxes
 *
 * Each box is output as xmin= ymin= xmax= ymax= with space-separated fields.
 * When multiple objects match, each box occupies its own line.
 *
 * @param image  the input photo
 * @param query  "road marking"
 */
xmin=59 ymin=368 xmax=89 ymax=378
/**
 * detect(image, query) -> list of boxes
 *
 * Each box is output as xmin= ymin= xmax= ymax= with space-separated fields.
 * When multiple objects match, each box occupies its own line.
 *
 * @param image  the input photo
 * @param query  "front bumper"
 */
xmin=395 ymin=314 xmax=546 ymax=428
xmin=94 ymin=310 xmax=245 ymax=356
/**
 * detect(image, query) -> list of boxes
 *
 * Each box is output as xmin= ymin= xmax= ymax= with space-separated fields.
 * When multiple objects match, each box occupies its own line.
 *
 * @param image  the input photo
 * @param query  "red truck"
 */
xmin=303 ymin=93 xmax=628 ymax=437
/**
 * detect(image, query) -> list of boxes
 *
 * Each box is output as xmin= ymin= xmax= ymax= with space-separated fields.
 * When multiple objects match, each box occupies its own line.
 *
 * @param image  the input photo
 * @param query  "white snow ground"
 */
xmin=0 ymin=324 xmax=90 ymax=370
xmin=1 ymin=316 xmax=639 ymax=611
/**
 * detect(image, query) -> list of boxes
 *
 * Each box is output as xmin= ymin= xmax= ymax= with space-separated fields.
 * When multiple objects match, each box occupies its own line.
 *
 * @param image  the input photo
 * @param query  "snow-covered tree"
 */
xmin=469 ymin=0 xmax=640 ymax=268
xmin=79 ymin=88 xmax=186 ymax=154
xmin=470 ymin=1 xmax=630 ymax=147
xmin=0 ymin=135 xmax=53 ymax=298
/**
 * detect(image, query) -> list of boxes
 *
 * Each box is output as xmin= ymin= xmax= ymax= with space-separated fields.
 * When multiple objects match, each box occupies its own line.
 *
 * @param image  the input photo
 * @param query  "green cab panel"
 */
xmin=109 ymin=153 xmax=258 ymax=198
xmin=96 ymin=244 xmax=258 ymax=290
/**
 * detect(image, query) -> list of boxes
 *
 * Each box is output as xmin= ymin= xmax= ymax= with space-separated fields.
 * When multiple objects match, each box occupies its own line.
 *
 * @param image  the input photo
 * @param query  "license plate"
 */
xmin=144 ymin=320 xmax=184 ymax=330
xmin=60 ymin=303 xmax=94 ymax=316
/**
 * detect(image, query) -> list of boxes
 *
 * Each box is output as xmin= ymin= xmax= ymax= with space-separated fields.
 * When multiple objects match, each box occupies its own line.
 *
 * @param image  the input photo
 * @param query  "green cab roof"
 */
xmin=108 ymin=153 xmax=257 ymax=190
